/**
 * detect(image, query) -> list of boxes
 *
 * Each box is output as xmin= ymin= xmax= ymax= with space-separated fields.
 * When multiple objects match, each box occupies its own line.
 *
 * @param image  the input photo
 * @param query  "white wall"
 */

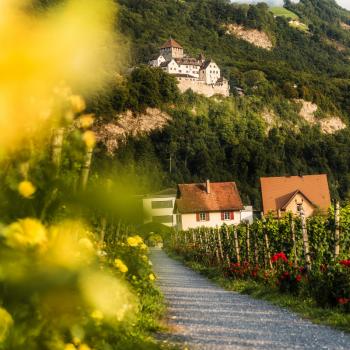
xmin=240 ymin=206 xmax=254 ymax=224
xmin=180 ymin=211 xmax=241 ymax=231
xmin=143 ymin=196 xmax=176 ymax=227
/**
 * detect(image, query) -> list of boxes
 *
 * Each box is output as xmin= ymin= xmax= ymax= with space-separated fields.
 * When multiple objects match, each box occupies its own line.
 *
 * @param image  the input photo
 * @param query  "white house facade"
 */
xmin=142 ymin=188 xmax=177 ymax=227
xmin=149 ymin=39 xmax=230 ymax=97
xmin=174 ymin=180 xmax=244 ymax=231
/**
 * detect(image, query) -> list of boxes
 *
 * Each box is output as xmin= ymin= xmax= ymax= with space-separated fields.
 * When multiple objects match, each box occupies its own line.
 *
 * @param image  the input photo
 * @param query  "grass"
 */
xmin=270 ymin=7 xmax=299 ymax=20
xmin=166 ymin=250 xmax=350 ymax=334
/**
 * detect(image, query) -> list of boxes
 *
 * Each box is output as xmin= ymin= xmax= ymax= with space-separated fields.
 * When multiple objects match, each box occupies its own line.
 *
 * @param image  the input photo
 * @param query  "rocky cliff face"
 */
xmin=224 ymin=24 xmax=273 ymax=50
xmin=95 ymin=108 xmax=171 ymax=155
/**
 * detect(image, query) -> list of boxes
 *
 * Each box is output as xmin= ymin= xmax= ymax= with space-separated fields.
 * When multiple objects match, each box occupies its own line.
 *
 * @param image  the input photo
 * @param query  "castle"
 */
xmin=149 ymin=39 xmax=230 ymax=98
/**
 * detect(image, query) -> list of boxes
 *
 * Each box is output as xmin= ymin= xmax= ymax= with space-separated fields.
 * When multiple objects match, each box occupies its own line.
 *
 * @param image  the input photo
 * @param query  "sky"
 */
xmin=233 ymin=0 xmax=350 ymax=10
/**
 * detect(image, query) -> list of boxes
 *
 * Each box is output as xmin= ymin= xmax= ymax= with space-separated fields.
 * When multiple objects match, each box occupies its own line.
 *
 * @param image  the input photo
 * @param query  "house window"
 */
xmin=197 ymin=212 xmax=209 ymax=222
xmin=151 ymin=200 xmax=173 ymax=209
xmin=221 ymin=211 xmax=234 ymax=221
xmin=152 ymin=215 xmax=173 ymax=224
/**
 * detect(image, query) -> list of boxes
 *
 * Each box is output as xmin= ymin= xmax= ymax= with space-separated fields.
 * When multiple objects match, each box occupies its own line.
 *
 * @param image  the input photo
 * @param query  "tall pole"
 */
xmin=300 ymin=207 xmax=311 ymax=272
xmin=334 ymin=201 xmax=340 ymax=259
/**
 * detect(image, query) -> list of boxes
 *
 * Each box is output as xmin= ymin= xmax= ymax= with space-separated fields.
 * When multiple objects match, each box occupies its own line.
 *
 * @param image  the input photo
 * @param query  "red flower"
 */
xmin=295 ymin=274 xmax=302 ymax=282
xmin=271 ymin=252 xmax=288 ymax=263
xmin=337 ymin=297 xmax=350 ymax=305
xmin=339 ymin=260 xmax=350 ymax=267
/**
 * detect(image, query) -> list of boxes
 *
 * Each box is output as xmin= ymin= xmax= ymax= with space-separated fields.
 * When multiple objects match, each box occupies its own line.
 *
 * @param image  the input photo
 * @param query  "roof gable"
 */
xmin=160 ymin=39 xmax=183 ymax=49
xmin=176 ymin=182 xmax=243 ymax=214
xmin=280 ymin=190 xmax=316 ymax=210
xmin=260 ymin=175 xmax=331 ymax=214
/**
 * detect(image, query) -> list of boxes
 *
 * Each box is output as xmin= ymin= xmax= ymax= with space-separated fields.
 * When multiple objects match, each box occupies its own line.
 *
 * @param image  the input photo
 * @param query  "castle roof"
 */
xmin=200 ymin=59 xmax=215 ymax=70
xmin=175 ymin=57 xmax=202 ymax=66
xmin=160 ymin=39 xmax=183 ymax=49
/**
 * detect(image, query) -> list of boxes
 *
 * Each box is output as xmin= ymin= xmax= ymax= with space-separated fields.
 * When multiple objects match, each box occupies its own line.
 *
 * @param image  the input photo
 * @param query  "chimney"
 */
xmin=206 ymin=179 xmax=211 ymax=194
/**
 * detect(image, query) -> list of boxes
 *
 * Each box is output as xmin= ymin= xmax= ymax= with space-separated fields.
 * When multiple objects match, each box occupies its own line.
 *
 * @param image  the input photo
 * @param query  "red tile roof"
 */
xmin=260 ymin=174 xmax=331 ymax=215
xmin=160 ymin=39 xmax=183 ymax=49
xmin=175 ymin=182 xmax=243 ymax=214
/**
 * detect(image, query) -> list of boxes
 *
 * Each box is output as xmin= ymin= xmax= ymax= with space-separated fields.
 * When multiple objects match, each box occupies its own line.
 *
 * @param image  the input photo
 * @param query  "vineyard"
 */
xmin=167 ymin=207 xmax=350 ymax=312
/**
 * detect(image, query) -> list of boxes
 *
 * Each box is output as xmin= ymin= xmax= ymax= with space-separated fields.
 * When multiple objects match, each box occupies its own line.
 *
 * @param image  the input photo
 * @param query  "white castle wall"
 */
xmin=177 ymin=78 xmax=230 ymax=97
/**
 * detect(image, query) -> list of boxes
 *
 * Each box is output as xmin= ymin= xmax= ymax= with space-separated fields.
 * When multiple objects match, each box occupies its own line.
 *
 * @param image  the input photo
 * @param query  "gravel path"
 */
xmin=150 ymin=248 xmax=350 ymax=350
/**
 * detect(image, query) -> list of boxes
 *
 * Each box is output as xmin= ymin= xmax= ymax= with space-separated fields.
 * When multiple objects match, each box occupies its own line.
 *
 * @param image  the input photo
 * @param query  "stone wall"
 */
xmin=177 ymin=78 xmax=229 ymax=97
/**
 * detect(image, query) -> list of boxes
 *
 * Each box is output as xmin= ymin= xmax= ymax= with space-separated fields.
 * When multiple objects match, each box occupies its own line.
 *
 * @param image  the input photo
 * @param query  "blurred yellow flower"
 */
xmin=127 ymin=235 xmax=143 ymax=247
xmin=0 ymin=307 xmax=13 ymax=342
xmin=72 ymin=337 xmax=81 ymax=346
xmin=82 ymin=131 xmax=96 ymax=149
xmin=80 ymin=271 xmax=136 ymax=322
xmin=18 ymin=181 xmax=36 ymax=198
xmin=78 ymin=237 xmax=94 ymax=252
xmin=114 ymin=258 xmax=128 ymax=273
xmin=64 ymin=344 xmax=76 ymax=350
xmin=79 ymin=114 xmax=95 ymax=129
xmin=149 ymin=273 xmax=156 ymax=282
xmin=140 ymin=243 xmax=148 ymax=250
xmin=141 ymin=255 xmax=148 ymax=262
xmin=90 ymin=309 xmax=104 ymax=321
xmin=69 ymin=95 xmax=86 ymax=113
xmin=2 ymin=218 xmax=47 ymax=249
xmin=79 ymin=344 xmax=91 ymax=350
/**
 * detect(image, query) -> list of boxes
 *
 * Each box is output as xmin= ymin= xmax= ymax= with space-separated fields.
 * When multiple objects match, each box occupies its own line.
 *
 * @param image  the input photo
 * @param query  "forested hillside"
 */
xmin=35 ymin=0 xmax=350 ymax=208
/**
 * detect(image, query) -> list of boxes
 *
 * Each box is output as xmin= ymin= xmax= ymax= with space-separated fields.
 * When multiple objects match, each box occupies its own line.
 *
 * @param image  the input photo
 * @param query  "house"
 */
xmin=149 ymin=39 xmax=230 ymax=97
xmin=260 ymin=174 xmax=331 ymax=218
xmin=142 ymin=188 xmax=177 ymax=227
xmin=174 ymin=180 xmax=244 ymax=231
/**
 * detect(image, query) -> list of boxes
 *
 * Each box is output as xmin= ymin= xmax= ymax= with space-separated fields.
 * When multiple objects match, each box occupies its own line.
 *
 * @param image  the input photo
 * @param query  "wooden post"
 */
xmin=334 ymin=201 xmax=340 ymax=259
xmin=51 ymin=127 xmax=65 ymax=169
xmin=246 ymin=224 xmax=251 ymax=263
xmin=254 ymin=232 xmax=259 ymax=265
xmin=233 ymin=227 xmax=241 ymax=263
xmin=100 ymin=216 xmax=107 ymax=243
xmin=263 ymin=222 xmax=273 ymax=269
xmin=80 ymin=148 xmax=93 ymax=191
xmin=224 ymin=226 xmax=231 ymax=265
xmin=216 ymin=227 xmax=224 ymax=263
xmin=290 ymin=216 xmax=298 ymax=267
xmin=212 ymin=228 xmax=220 ymax=265
xmin=300 ymin=208 xmax=311 ymax=272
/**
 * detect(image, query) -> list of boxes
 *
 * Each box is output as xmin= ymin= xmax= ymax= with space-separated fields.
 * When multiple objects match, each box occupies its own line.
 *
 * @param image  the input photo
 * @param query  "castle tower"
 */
xmin=160 ymin=38 xmax=184 ymax=60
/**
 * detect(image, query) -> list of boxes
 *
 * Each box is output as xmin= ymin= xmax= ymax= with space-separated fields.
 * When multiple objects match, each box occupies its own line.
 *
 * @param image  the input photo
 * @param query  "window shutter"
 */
xmin=230 ymin=211 xmax=234 ymax=220
xmin=221 ymin=212 xmax=224 ymax=220
xmin=196 ymin=213 xmax=200 ymax=222
xmin=206 ymin=212 xmax=210 ymax=221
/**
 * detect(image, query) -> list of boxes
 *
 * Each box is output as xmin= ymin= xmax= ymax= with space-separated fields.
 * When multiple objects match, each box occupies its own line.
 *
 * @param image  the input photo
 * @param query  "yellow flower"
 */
xmin=140 ymin=243 xmax=148 ymax=250
xmin=82 ymin=131 xmax=96 ymax=149
xmin=114 ymin=259 xmax=128 ymax=273
xmin=79 ymin=344 xmax=91 ymax=350
xmin=2 ymin=218 xmax=47 ymax=248
xmin=64 ymin=344 xmax=76 ymax=350
xmin=90 ymin=309 xmax=104 ymax=321
xmin=72 ymin=337 xmax=81 ymax=346
xmin=127 ymin=235 xmax=143 ymax=247
xmin=0 ymin=307 xmax=13 ymax=342
xmin=69 ymin=95 xmax=86 ymax=113
xmin=79 ymin=114 xmax=94 ymax=129
xmin=149 ymin=273 xmax=156 ymax=282
xmin=141 ymin=255 xmax=148 ymax=262
xmin=18 ymin=180 xmax=36 ymax=198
